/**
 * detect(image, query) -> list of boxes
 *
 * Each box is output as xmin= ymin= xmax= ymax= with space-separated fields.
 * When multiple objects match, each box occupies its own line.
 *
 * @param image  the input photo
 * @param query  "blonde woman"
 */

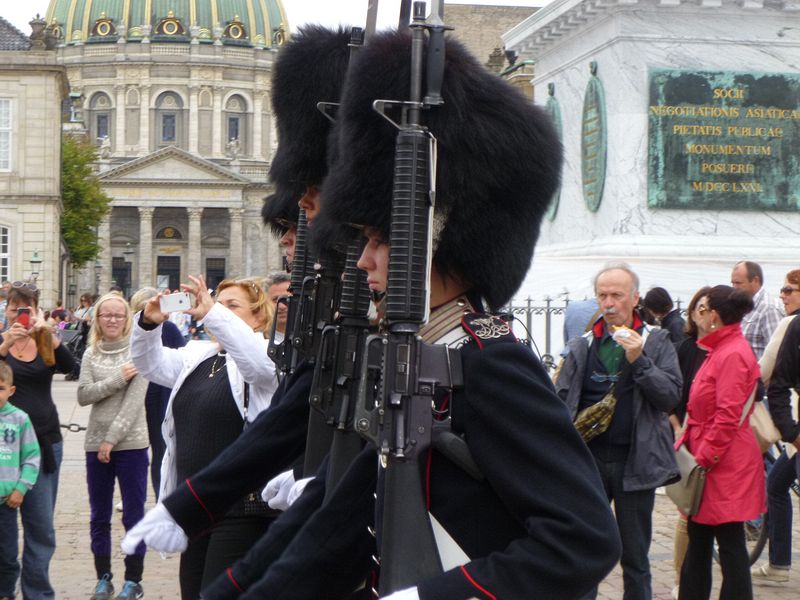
xmin=77 ymin=292 xmax=149 ymax=600
xmin=129 ymin=275 xmax=279 ymax=598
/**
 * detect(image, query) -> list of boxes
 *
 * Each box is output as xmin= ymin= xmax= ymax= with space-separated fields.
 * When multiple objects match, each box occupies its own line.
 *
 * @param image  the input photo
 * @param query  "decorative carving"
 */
xmin=91 ymin=12 xmax=117 ymax=38
xmin=155 ymin=11 xmax=187 ymax=37
xmin=223 ymin=16 xmax=248 ymax=41
xmin=581 ymin=61 xmax=607 ymax=213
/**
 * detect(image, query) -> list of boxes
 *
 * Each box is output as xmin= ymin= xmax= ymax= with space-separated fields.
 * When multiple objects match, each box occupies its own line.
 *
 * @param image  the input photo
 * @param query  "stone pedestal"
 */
xmin=504 ymin=0 xmax=800 ymax=300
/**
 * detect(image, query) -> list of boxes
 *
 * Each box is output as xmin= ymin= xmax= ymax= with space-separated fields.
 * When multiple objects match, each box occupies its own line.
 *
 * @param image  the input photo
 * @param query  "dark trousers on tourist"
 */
xmin=86 ymin=448 xmax=149 ymax=582
xmin=679 ymin=520 xmax=752 ymax=600
xmin=583 ymin=446 xmax=654 ymax=600
xmin=767 ymin=451 xmax=798 ymax=568
xmin=180 ymin=515 xmax=273 ymax=599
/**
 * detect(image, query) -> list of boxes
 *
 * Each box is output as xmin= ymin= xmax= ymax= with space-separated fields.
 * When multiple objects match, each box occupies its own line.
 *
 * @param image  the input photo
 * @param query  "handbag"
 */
xmin=666 ymin=444 xmax=707 ymax=516
xmin=749 ymin=399 xmax=781 ymax=453
xmin=574 ymin=385 xmax=617 ymax=443
xmin=666 ymin=383 xmax=760 ymax=515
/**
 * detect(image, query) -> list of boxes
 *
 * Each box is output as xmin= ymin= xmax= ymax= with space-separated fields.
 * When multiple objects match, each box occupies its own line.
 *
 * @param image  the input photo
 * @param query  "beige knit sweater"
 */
xmin=77 ymin=338 xmax=149 ymax=452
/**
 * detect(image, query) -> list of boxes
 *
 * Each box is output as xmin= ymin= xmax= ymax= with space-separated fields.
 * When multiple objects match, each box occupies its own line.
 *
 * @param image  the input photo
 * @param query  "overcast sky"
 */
xmin=3 ymin=1 xmax=548 ymax=36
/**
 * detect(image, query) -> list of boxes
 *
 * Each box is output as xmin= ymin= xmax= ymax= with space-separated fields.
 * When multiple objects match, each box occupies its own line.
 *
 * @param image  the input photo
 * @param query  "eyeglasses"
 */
xmin=696 ymin=305 xmax=709 ymax=315
xmin=12 ymin=281 xmax=37 ymax=292
xmin=590 ymin=371 xmax=619 ymax=383
xmin=98 ymin=313 xmax=126 ymax=322
xmin=779 ymin=286 xmax=800 ymax=295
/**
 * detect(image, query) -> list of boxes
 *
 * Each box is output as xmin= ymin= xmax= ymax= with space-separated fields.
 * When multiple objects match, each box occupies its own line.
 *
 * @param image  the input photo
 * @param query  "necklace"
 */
xmin=12 ymin=337 xmax=32 ymax=359
xmin=208 ymin=352 xmax=227 ymax=378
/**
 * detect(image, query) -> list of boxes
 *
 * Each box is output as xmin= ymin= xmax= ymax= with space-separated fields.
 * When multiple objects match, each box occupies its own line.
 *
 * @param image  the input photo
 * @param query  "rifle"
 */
xmin=307 ymin=239 xmax=373 ymax=487
xmin=354 ymin=1 xmax=460 ymax=594
xmin=268 ymin=208 xmax=316 ymax=374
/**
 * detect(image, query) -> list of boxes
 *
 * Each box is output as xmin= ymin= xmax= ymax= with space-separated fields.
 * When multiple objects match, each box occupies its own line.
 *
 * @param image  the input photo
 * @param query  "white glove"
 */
xmin=262 ymin=470 xmax=296 ymax=510
xmin=121 ymin=503 xmax=188 ymax=554
xmin=381 ymin=587 xmax=420 ymax=600
xmin=287 ymin=476 xmax=314 ymax=507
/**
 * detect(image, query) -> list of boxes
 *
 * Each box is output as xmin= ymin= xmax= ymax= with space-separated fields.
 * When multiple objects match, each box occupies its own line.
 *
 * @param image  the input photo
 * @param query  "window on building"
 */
xmin=96 ymin=114 xmax=109 ymax=140
xmin=0 ymin=99 xmax=11 ymax=170
xmin=228 ymin=116 xmax=240 ymax=143
xmin=162 ymin=114 xmax=176 ymax=142
xmin=154 ymin=92 xmax=184 ymax=149
xmin=206 ymin=258 xmax=226 ymax=290
xmin=0 ymin=226 xmax=9 ymax=282
xmin=224 ymin=95 xmax=248 ymax=156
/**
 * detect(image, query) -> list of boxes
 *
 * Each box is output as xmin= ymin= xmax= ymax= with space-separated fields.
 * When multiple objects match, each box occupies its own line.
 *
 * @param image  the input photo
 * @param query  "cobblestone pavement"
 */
xmin=39 ymin=378 xmax=799 ymax=598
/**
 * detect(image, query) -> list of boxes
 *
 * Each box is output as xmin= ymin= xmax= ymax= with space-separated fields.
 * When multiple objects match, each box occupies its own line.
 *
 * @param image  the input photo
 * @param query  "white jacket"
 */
xmin=130 ymin=302 xmax=279 ymax=497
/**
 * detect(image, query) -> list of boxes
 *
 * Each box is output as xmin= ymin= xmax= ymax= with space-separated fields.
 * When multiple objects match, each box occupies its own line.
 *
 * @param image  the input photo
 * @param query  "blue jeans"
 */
xmin=19 ymin=440 xmax=62 ymax=600
xmin=585 ymin=449 xmax=654 ymax=600
xmin=0 ymin=503 xmax=20 ymax=597
xmin=766 ymin=451 xmax=798 ymax=568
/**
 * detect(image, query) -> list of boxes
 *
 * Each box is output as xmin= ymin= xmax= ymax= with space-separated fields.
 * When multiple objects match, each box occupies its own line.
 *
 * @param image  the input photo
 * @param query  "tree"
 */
xmin=60 ymin=136 xmax=111 ymax=267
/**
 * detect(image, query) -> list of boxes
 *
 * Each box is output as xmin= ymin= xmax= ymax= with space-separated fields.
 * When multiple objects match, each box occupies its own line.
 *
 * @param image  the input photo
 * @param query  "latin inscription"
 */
xmin=647 ymin=70 xmax=800 ymax=210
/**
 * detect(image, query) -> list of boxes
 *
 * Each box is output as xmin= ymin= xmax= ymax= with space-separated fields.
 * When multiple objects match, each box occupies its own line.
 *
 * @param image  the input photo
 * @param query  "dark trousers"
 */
xmin=679 ymin=520 xmax=752 ymax=600
xmin=767 ymin=451 xmax=798 ymax=568
xmin=585 ymin=448 xmax=654 ymax=600
xmin=179 ymin=515 xmax=272 ymax=599
xmin=86 ymin=448 xmax=149 ymax=582
xmin=144 ymin=387 xmax=168 ymax=498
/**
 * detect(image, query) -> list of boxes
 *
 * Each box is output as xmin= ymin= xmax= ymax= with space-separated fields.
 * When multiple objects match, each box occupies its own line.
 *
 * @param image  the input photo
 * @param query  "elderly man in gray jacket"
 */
xmin=556 ymin=262 xmax=681 ymax=600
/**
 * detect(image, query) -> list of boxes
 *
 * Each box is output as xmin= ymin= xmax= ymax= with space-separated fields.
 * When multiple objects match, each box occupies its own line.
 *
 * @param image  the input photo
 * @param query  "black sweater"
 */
xmin=767 ymin=315 xmax=800 ymax=443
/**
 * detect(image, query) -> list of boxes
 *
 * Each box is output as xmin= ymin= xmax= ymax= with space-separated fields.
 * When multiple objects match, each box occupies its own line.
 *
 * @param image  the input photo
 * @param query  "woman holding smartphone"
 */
xmin=130 ymin=275 xmax=279 ymax=598
xmin=0 ymin=282 xmax=75 ymax=599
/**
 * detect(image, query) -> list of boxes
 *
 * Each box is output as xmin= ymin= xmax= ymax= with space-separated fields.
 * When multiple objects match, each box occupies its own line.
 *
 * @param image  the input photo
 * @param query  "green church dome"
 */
xmin=45 ymin=0 xmax=288 ymax=48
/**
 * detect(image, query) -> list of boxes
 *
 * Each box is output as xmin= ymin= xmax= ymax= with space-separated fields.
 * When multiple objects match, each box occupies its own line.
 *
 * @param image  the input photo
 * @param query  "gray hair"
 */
xmin=266 ymin=271 xmax=291 ymax=286
xmin=593 ymin=262 xmax=640 ymax=296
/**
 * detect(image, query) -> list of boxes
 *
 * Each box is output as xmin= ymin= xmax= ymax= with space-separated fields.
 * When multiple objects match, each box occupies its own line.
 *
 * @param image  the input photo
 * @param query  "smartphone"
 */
xmin=16 ymin=307 xmax=31 ymax=328
xmin=159 ymin=292 xmax=192 ymax=313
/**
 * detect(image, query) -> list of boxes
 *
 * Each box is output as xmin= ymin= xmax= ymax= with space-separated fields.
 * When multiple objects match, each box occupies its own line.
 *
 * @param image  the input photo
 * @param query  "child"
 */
xmin=0 ymin=361 xmax=41 ymax=599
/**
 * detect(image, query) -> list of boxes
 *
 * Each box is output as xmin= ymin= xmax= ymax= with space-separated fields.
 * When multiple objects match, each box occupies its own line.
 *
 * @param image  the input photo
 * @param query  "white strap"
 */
xmin=738 ymin=384 xmax=759 ymax=428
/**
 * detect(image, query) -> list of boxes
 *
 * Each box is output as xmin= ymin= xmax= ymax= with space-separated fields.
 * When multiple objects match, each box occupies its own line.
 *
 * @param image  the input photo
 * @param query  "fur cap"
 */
xmin=316 ymin=31 xmax=562 ymax=310
xmin=261 ymin=181 xmax=303 ymax=237
xmin=269 ymin=25 xmax=352 ymax=189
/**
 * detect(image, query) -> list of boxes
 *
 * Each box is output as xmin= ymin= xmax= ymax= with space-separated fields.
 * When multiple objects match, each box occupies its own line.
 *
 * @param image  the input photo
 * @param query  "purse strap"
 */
xmin=738 ymin=383 xmax=758 ymax=428
xmin=242 ymin=381 xmax=250 ymax=430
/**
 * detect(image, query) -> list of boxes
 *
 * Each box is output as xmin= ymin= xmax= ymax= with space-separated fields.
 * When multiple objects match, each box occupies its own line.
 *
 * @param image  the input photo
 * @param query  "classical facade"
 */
xmin=45 ymin=0 xmax=288 ymax=300
xmin=0 ymin=17 xmax=68 ymax=309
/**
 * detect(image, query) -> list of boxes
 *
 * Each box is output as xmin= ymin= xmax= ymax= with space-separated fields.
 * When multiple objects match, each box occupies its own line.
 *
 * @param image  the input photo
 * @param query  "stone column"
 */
xmin=228 ymin=207 xmax=244 ymax=278
xmin=114 ymin=84 xmax=126 ymax=155
xmin=187 ymin=207 xmax=203 ymax=277
xmin=212 ymin=86 xmax=223 ymax=158
xmin=97 ymin=217 xmax=113 ymax=293
xmin=138 ymin=207 xmax=154 ymax=286
xmin=252 ymin=94 xmax=263 ymax=160
xmin=139 ymin=85 xmax=151 ymax=156
xmin=189 ymin=85 xmax=199 ymax=154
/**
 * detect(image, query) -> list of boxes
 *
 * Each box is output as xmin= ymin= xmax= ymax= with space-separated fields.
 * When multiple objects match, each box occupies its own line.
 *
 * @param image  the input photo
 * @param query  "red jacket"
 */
xmin=683 ymin=323 xmax=765 ymax=525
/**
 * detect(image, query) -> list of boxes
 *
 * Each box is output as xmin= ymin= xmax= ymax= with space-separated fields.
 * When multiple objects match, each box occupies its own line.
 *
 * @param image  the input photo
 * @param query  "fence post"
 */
xmin=544 ymin=296 xmax=552 ymax=356
xmin=525 ymin=297 xmax=533 ymax=347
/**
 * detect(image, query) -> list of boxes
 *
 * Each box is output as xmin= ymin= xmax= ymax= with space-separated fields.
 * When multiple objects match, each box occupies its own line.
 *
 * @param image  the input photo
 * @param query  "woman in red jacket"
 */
xmin=678 ymin=285 xmax=765 ymax=600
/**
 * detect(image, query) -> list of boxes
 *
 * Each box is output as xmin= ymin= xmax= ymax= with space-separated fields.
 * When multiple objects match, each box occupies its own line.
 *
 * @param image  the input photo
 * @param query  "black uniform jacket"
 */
xmin=209 ymin=327 xmax=621 ymax=599
xmin=163 ymin=360 xmax=314 ymax=536
xmin=767 ymin=315 xmax=800 ymax=443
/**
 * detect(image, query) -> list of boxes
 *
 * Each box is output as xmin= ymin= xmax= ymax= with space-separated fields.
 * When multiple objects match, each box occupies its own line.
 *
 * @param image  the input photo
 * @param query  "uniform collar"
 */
xmin=420 ymin=295 xmax=475 ymax=344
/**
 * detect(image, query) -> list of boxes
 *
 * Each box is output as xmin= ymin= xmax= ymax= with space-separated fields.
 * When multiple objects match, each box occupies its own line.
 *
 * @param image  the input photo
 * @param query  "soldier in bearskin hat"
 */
xmin=203 ymin=29 xmax=621 ymax=600
xmin=122 ymin=25 xmax=353 ymax=574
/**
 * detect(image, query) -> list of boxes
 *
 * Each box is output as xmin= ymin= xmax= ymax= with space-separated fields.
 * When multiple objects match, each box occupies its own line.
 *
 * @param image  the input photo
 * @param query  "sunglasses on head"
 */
xmin=12 ymin=281 xmax=38 ymax=292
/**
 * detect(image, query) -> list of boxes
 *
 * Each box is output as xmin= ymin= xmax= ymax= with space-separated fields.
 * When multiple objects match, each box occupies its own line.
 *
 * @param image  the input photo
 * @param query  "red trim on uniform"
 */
xmin=226 ymin=567 xmax=244 ymax=592
xmin=185 ymin=478 xmax=215 ymax=524
xmin=460 ymin=318 xmax=484 ymax=350
xmin=459 ymin=565 xmax=496 ymax=600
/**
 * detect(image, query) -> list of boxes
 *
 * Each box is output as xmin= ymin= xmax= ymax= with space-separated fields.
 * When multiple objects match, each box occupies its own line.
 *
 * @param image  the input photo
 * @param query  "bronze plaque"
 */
xmin=648 ymin=69 xmax=800 ymax=210
xmin=582 ymin=62 xmax=607 ymax=212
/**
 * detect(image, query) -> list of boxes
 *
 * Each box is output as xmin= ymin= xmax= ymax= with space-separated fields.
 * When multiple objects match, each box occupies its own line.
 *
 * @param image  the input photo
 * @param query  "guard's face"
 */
xmin=299 ymin=186 xmax=321 ymax=223
xmin=596 ymin=269 xmax=639 ymax=328
xmin=357 ymin=228 xmax=389 ymax=295
xmin=279 ymin=225 xmax=297 ymax=267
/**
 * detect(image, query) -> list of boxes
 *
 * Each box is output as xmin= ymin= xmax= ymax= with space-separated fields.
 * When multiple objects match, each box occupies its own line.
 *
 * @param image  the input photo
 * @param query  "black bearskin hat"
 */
xmin=269 ymin=25 xmax=352 ymax=189
xmin=316 ymin=31 xmax=562 ymax=310
xmin=261 ymin=181 xmax=304 ymax=236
